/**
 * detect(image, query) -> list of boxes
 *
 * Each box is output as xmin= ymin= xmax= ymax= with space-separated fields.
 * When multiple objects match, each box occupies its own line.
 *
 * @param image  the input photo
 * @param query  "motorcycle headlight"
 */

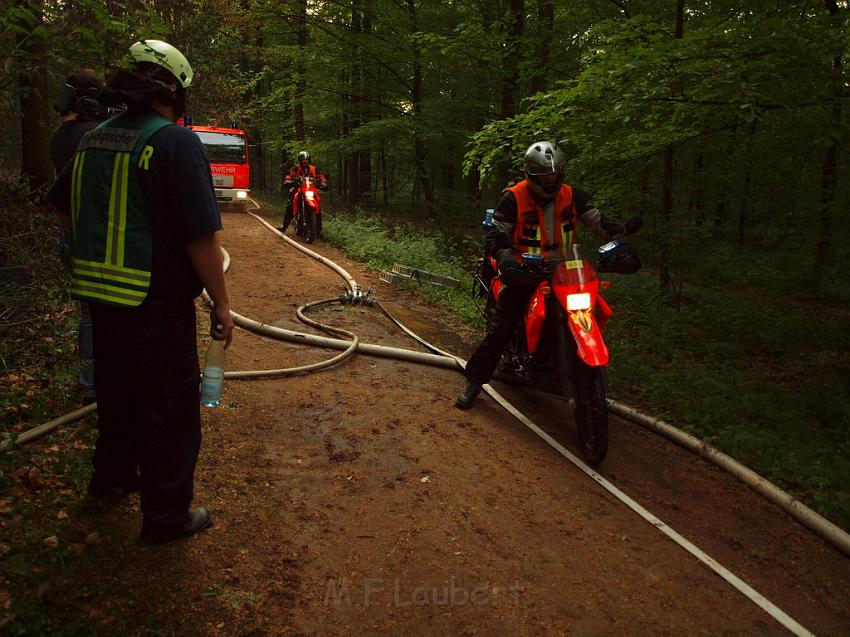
xmin=236 ymin=191 xmax=248 ymax=199
xmin=305 ymin=191 xmax=315 ymax=200
xmin=566 ymin=292 xmax=591 ymax=311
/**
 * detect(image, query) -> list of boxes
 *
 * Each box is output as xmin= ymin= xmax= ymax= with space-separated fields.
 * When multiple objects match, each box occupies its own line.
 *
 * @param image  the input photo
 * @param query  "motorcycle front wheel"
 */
xmin=305 ymin=207 xmax=317 ymax=244
xmin=295 ymin=202 xmax=305 ymax=237
xmin=573 ymin=362 xmax=608 ymax=466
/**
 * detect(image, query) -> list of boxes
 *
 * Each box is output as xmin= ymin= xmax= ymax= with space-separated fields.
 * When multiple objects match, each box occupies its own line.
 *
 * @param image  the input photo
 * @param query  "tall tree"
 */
xmin=495 ymin=0 xmax=525 ymax=188
xmin=814 ymin=0 xmax=845 ymax=293
xmin=13 ymin=0 xmax=53 ymax=190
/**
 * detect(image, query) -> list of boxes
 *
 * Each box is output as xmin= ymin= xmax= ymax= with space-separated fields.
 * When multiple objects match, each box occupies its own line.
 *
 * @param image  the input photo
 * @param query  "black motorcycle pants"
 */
xmin=90 ymin=294 xmax=201 ymax=530
xmin=464 ymin=283 xmax=536 ymax=385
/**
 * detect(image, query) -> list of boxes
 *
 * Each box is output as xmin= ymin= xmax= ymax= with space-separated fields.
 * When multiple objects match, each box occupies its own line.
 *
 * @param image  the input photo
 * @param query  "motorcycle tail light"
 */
xmin=566 ymin=292 xmax=591 ymax=311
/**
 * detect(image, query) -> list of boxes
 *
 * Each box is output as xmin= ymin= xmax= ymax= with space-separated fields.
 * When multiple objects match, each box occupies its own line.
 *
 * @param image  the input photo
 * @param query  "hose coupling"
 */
xmin=339 ymin=284 xmax=375 ymax=306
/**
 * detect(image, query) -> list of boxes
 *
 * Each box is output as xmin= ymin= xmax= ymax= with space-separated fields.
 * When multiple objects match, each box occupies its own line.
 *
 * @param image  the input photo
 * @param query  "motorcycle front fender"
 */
xmin=524 ymin=285 xmax=549 ymax=354
xmin=566 ymin=310 xmax=609 ymax=366
xmin=304 ymin=195 xmax=321 ymax=211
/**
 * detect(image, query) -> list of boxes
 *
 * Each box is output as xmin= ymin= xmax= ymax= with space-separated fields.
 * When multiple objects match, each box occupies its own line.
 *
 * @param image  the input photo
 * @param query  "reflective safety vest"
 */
xmin=70 ymin=112 xmax=174 ymax=307
xmin=295 ymin=164 xmax=317 ymax=179
xmin=507 ymin=180 xmax=576 ymax=262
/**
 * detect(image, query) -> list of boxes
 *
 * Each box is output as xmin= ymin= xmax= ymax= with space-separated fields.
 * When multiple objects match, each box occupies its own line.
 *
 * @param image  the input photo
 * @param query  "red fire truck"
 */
xmin=186 ymin=121 xmax=251 ymax=211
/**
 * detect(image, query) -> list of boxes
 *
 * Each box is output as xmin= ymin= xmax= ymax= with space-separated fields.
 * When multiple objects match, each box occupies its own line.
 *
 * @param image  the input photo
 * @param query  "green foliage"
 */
xmin=603 ymin=238 xmax=850 ymax=528
xmin=322 ymin=209 xmax=483 ymax=327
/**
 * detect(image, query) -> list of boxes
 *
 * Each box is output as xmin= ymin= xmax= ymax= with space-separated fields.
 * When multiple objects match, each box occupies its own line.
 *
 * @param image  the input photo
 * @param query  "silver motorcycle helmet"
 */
xmin=524 ymin=141 xmax=565 ymax=199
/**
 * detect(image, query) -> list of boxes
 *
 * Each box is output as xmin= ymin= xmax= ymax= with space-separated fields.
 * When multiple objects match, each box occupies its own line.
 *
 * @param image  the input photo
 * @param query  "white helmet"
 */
xmin=128 ymin=39 xmax=193 ymax=89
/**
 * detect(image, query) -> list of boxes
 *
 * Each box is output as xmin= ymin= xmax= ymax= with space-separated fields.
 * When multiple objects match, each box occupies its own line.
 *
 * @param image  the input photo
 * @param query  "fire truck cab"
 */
xmin=186 ymin=120 xmax=251 ymax=211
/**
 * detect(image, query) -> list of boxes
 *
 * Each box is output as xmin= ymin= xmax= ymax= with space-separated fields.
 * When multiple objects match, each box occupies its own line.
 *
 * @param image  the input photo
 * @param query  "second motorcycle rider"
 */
xmin=278 ymin=150 xmax=328 ymax=234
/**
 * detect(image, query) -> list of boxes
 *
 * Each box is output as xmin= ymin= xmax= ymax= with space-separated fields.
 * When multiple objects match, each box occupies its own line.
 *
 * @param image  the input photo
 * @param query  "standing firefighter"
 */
xmin=49 ymin=68 xmax=108 ymax=404
xmin=456 ymin=141 xmax=625 ymax=410
xmin=48 ymin=40 xmax=234 ymax=542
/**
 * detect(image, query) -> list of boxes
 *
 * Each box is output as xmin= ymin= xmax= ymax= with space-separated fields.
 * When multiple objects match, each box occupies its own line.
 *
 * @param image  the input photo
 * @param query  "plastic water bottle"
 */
xmin=201 ymin=339 xmax=225 ymax=407
xmin=483 ymin=208 xmax=495 ymax=229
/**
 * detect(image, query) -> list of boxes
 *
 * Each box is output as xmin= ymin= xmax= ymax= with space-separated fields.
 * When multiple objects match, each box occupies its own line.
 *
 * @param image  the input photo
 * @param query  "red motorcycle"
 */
xmin=473 ymin=218 xmax=641 ymax=466
xmin=293 ymin=175 xmax=323 ymax=243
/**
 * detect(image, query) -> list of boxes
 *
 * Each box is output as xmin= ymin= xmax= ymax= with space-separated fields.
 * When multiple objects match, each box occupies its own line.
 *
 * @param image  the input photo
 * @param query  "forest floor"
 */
xmin=2 ymin=204 xmax=850 ymax=636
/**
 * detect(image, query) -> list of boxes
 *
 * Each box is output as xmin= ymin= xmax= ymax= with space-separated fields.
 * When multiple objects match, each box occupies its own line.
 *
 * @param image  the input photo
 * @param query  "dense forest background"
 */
xmin=4 ymin=0 xmax=850 ymax=296
xmin=2 ymin=1 xmax=850 ymax=526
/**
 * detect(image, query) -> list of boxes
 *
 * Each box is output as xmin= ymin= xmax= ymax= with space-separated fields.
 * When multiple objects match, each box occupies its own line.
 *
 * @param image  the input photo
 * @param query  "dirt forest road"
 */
xmin=41 ymin=206 xmax=850 ymax=636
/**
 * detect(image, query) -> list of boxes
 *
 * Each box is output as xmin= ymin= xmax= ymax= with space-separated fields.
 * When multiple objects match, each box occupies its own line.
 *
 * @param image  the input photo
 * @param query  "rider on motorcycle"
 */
xmin=456 ymin=141 xmax=626 ymax=410
xmin=278 ymin=150 xmax=328 ymax=233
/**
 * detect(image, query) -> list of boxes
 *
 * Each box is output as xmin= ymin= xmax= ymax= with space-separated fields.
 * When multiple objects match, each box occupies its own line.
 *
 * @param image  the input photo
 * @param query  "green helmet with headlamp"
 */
xmin=128 ymin=39 xmax=193 ymax=89
xmin=100 ymin=39 xmax=193 ymax=118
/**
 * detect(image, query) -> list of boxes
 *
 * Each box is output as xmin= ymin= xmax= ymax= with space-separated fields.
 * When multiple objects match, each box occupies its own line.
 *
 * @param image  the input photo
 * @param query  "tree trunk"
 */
xmin=495 ymin=0 xmax=525 ymax=188
xmin=381 ymin=144 xmax=388 ymax=205
xmin=659 ymin=144 xmax=674 ymax=294
xmin=407 ymin=0 xmax=433 ymax=206
xmin=814 ymin=0 xmax=844 ymax=293
xmin=15 ymin=0 xmax=53 ymax=191
xmin=736 ymin=121 xmax=757 ymax=244
xmin=530 ymin=0 xmax=554 ymax=95
xmin=294 ymin=0 xmax=308 ymax=142
xmin=658 ymin=0 xmax=685 ymax=295
xmin=690 ymin=153 xmax=705 ymax=225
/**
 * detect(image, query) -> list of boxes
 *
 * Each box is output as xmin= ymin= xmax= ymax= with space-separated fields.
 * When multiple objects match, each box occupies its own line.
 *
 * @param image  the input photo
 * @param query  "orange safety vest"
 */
xmin=296 ymin=164 xmax=317 ymax=179
xmin=507 ymin=180 xmax=576 ymax=262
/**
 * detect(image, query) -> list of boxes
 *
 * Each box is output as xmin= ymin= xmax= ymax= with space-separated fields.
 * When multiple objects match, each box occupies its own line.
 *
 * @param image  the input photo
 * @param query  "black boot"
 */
xmin=140 ymin=508 xmax=212 ymax=544
xmin=455 ymin=382 xmax=482 ymax=410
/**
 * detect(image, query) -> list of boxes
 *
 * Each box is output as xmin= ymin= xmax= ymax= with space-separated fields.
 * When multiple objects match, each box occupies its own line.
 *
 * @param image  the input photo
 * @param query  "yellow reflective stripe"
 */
xmin=72 ymin=265 xmax=150 ymax=287
xmin=73 ymin=257 xmax=150 ymax=279
xmin=528 ymin=227 xmax=542 ymax=255
xmin=71 ymin=281 xmax=147 ymax=305
xmin=116 ymin=152 xmax=130 ymax=265
xmin=105 ymin=153 xmax=129 ymax=266
xmin=71 ymin=151 xmax=86 ymax=239
xmin=561 ymin=225 xmax=573 ymax=248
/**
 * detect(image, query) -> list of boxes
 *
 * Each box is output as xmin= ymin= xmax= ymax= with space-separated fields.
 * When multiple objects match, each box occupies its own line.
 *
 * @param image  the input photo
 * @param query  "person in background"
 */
xmin=277 ymin=150 xmax=328 ymax=233
xmin=48 ymin=40 xmax=234 ymax=543
xmin=49 ymin=69 xmax=108 ymax=404
xmin=455 ymin=141 xmax=625 ymax=410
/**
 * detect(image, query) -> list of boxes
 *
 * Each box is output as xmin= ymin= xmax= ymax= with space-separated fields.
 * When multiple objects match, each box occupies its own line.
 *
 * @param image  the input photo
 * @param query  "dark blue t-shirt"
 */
xmin=48 ymin=113 xmax=222 ymax=299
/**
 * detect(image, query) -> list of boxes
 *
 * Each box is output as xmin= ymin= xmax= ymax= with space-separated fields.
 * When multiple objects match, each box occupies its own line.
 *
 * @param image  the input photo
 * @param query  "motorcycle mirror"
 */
xmin=625 ymin=217 xmax=642 ymax=235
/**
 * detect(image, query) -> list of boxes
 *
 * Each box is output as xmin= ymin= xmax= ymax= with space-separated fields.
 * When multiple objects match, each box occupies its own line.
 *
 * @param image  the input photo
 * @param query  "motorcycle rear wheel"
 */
xmin=573 ymin=362 xmax=608 ymax=466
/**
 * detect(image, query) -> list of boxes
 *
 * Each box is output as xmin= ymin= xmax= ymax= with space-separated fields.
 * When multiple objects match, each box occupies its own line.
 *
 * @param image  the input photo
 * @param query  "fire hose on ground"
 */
xmin=2 ymin=204 xmax=848 ymax=567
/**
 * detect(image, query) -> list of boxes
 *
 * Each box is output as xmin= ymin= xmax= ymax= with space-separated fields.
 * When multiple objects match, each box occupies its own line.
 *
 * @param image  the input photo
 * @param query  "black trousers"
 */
xmin=464 ymin=283 xmax=536 ymax=385
xmin=90 ymin=294 xmax=201 ymax=530
xmin=281 ymin=188 xmax=296 ymax=228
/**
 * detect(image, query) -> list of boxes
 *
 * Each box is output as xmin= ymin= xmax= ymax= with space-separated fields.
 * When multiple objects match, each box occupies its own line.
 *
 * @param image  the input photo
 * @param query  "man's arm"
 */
xmin=574 ymin=188 xmax=623 ymax=241
xmin=187 ymin=231 xmax=235 ymax=348
xmin=484 ymin=190 xmax=518 ymax=258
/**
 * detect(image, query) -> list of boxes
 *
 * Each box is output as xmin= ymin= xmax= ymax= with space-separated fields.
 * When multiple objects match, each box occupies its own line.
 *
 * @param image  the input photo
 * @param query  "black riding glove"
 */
xmin=496 ymin=250 xmax=538 ymax=287
xmin=600 ymin=215 xmax=624 ymax=240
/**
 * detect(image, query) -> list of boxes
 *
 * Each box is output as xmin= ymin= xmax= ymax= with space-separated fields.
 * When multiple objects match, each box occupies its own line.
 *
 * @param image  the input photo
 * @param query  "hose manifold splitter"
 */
xmin=339 ymin=284 xmax=375 ymax=306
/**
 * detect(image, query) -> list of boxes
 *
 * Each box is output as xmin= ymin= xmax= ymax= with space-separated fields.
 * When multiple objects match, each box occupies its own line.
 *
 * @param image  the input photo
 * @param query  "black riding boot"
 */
xmin=455 ymin=383 xmax=483 ymax=410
